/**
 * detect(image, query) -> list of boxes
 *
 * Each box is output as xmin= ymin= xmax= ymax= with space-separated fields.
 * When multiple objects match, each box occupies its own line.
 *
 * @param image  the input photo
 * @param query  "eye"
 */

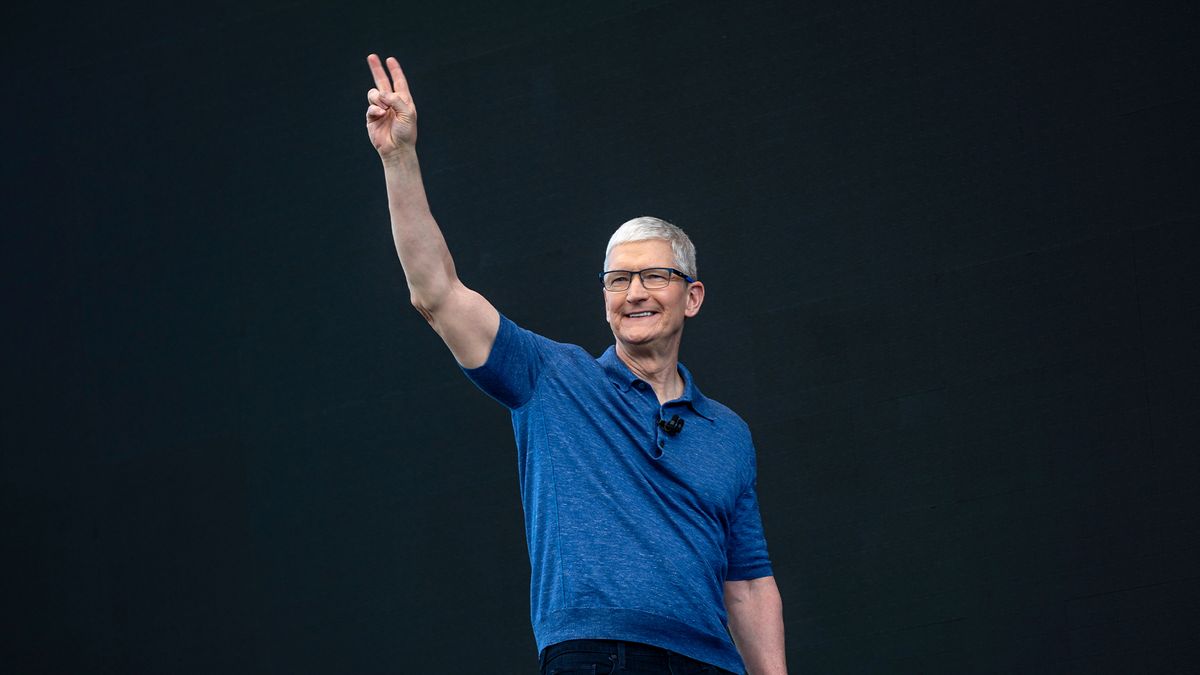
xmin=644 ymin=270 xmax=670 ymax=283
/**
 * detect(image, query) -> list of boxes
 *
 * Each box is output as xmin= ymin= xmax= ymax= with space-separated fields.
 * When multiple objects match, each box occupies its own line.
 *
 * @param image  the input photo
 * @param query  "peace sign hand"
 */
xmin=365 ymin=53 xmax=418 ymax=158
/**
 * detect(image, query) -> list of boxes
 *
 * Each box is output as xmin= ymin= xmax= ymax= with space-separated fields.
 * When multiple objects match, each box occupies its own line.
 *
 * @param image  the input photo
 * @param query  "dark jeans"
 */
xmin=539 ymin=639 xmax=737 ymax=675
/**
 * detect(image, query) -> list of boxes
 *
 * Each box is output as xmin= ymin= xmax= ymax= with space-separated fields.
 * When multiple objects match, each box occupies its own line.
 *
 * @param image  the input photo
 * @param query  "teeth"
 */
xmin=629 ymin=311 xmax=654 ymax=317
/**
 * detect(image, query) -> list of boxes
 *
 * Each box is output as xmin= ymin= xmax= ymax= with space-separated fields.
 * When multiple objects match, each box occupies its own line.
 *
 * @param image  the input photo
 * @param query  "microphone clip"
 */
xmin=657 ymin=415 xmax=685 ymax=436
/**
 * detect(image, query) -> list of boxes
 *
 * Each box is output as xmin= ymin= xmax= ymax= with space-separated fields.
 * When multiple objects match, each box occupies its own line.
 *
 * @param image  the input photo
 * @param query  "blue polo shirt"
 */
xmin=463 ymin=315 xmax=772 ymax=674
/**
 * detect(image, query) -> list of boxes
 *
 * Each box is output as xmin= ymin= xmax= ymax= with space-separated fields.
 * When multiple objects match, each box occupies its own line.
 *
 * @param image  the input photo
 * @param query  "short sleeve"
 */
xmin=725 ymin=480 xmax=774 ymax=581
xmin=461 ymin=314 xmax=554 ymax=409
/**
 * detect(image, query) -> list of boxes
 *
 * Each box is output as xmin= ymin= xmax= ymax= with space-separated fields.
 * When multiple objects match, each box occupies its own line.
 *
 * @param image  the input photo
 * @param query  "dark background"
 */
xmin=6 ymin=0 xmax=1198 ymax=672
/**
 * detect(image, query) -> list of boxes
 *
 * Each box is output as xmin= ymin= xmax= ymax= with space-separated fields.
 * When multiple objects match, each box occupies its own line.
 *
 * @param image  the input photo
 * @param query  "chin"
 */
xmin=618 ymin=329 xmax=659 ymax=345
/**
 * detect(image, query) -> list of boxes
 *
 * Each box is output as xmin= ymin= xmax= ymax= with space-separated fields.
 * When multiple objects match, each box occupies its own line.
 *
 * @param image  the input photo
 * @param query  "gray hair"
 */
xmin=603 ymin=216 xmax=698 ymax=279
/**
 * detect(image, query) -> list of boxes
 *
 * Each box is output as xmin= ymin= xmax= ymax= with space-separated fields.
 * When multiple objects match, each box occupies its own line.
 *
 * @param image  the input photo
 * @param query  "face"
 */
xmin=603 ymin=239 xmax=705 ymax=351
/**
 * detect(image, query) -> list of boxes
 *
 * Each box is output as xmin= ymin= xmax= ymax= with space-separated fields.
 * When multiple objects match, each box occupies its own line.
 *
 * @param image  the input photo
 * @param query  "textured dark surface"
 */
xmin=6 ymin=1 xmax=1198 ymax=672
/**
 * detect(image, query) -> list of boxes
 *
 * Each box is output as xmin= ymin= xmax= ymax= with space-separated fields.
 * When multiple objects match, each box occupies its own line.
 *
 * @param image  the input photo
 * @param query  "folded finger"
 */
xmin=367 ymin=88 xmax=388 ymax=108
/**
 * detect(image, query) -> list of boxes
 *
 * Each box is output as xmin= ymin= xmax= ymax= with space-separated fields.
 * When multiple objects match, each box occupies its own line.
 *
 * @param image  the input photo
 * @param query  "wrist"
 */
xmin=380 ymin=146 xmax=420 ymax=171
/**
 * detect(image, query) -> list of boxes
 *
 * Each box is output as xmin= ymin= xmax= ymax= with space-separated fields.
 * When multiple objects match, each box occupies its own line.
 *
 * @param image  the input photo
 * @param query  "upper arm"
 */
xmin=415 ymin=280 xmax=500 ymax=369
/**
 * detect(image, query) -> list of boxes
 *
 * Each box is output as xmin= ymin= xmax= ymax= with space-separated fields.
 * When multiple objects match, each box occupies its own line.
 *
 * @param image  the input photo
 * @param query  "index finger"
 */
xmin=367 ymin=53 xmax=393 ymax=94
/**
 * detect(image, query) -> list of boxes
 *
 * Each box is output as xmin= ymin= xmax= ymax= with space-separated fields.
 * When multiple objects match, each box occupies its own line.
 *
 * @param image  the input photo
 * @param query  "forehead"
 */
xmin=607 ymin=239 xmax=674 ymax=268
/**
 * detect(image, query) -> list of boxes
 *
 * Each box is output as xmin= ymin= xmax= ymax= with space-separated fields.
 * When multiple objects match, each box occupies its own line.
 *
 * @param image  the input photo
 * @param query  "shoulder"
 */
xmin=491 ymin=315 xmax=603 ymax=378
xmin=706 ymin=397 xmax=751 ymax=431
xmin=693 ymin=389 xmax=752 ymax=438
xmin=677 ymin=360 xmax=750 ymax=437
xmin=462 ymin=315 xmax=594 ymax=409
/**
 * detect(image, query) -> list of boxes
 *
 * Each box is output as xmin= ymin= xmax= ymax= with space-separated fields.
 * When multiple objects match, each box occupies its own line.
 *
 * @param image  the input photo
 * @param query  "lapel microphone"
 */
xmin=657 ymin=415 xmax=685 ymax=436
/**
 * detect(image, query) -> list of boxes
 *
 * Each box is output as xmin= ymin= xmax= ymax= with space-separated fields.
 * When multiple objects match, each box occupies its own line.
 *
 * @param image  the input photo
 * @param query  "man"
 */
xmin=365 ymin=53 xmax=787 ymax=675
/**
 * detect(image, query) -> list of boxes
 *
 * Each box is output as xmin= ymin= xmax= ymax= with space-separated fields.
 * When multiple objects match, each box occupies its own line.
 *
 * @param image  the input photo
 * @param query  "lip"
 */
xmin=624 ymin=310 xmax=660 ymax=318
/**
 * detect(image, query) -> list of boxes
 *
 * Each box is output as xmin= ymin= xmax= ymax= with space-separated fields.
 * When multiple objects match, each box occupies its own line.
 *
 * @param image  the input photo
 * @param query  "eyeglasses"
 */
xmin=599 ymin=267 xmax=696 ymax=292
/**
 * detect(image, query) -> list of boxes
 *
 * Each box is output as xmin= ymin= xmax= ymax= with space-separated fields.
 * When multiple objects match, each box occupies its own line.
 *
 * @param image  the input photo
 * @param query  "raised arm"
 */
xmin=365 ymin=53 xmax=499 ymax=368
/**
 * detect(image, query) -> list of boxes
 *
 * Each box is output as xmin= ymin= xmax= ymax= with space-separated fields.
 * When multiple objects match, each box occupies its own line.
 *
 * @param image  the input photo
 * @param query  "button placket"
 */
xmin=653 ymin=402 xmax=680 ymax=457
xmin=650 ymin=404 xmax=666 ymax=458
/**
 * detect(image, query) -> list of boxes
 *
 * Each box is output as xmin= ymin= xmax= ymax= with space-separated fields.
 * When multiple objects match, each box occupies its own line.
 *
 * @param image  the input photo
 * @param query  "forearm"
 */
xmin=381 ymin=148 xmax=458 ymax=311
xmin=726 ymin=577 xmax=787 ymax=675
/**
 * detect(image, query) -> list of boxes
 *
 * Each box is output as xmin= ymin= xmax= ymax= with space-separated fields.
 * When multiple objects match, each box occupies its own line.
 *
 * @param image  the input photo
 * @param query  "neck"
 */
xmin=615 ymin=341 xmax=683 ymax=404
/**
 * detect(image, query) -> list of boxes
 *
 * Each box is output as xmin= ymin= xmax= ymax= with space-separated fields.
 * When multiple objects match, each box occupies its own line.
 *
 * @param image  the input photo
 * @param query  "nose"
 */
xmin=625 ymin=274 xmax=650 ymax=300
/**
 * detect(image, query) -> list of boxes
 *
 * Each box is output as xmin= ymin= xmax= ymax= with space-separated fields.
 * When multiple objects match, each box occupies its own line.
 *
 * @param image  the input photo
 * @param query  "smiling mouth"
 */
xmin=626 ymin=311 xmax=657 ymax=318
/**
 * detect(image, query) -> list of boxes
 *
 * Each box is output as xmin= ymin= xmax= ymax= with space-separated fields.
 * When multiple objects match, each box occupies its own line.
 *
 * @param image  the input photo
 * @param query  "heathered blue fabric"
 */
xmin=461 ymin=315 xmax=773 ymax=675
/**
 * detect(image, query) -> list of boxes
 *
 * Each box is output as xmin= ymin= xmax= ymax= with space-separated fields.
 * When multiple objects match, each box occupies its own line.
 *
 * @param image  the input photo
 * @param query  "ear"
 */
xmin=684 ymin=280 xmax=705 ymax=318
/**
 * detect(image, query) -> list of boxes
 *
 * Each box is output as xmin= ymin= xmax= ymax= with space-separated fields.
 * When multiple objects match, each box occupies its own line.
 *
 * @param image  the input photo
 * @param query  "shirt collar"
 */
xmin=598 ymin=345 xmax=717 ymax=421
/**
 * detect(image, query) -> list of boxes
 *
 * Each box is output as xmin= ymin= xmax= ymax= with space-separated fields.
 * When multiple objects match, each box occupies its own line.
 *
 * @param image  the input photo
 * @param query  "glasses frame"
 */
xmin=598 ymin=267 xmax=697 ymax=292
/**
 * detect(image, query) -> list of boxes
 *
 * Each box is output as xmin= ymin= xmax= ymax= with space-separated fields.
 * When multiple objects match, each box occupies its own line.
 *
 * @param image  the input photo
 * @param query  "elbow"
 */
xmin=724 ymin=579 xmax=752 ymax=607
xmin=410 ymin=296 xmax=435 ymax=324
xmin=408 ymin=277 xmax=460 ymax=324
xmin=725 ymin=576 xmax=781 ymax=609
xmin=410 ymin=289 xmax=448 ymax=325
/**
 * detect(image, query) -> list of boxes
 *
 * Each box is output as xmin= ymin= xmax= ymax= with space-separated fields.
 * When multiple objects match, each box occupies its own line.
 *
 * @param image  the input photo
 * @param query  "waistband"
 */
xmin=539 ymin=639 xmax=734 ymax=673
xmin=542 ymin=639 xmax=672 ymax=660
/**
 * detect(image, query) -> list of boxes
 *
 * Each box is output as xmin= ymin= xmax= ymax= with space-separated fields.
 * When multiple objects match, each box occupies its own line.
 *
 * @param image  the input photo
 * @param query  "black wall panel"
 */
xmin=7 ymin=1 xmax=1198 ymax=672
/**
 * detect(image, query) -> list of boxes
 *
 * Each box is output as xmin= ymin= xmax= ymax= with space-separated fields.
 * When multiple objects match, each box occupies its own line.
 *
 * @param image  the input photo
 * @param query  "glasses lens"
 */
xmin=641 ymin=268 xmax=673 ymax=289
xmin=604 ymin=271 xmax=632 ymax=290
